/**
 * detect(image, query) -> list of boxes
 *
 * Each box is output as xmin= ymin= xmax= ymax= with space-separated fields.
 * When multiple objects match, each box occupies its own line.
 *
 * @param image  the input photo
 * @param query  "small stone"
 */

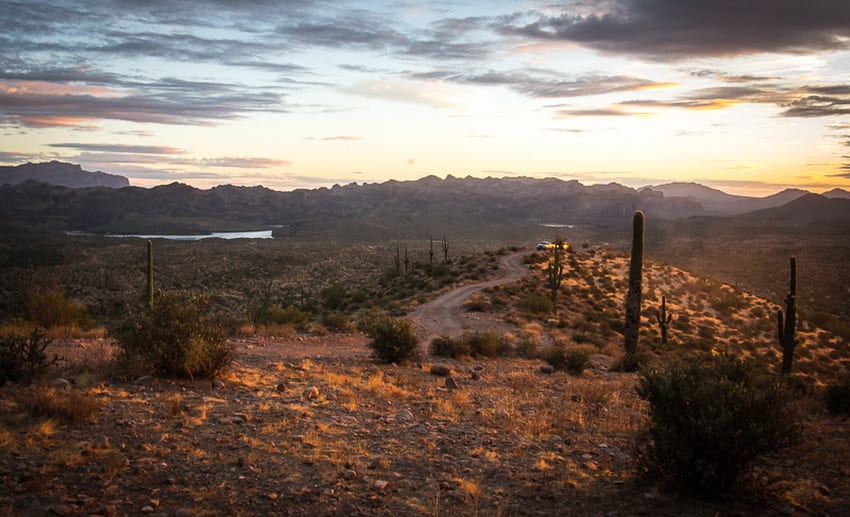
xmin=303 ymin=386 xmax=320 ymax=399
xmin=373 ymin=479 xmax=389 ymax=491
xmin=470 ymin=370 xmax=480 ymax=380
xmin=266 ymin=493 xmax=279 ymax=500
xmin=445 ymin=377 xmax=459 ymax=389
xmin=48 ymin=504 xmax=74 ymax=516
xmin=539 ymin=365 xmax=554 ymax=374
xmin=238 ymin=457 xmax=249 ymax=468
xmin=551 ymin=434 xmax=563 ymax=443
xmin=134 ymin=375 xmax=155 ymax=386
xmin=211 ymin=379 xmax=225 ymax=389
xmin=141 ymin=506 xmax=155 ymax=513
xmin=49 ymin=378 xmax=71 ymax=389
xmin=276 ymin=382 xmax=287 ymax=392
xmin=819 ymin=484 xmax=831 ymax=495
xmin=396 ymin=409 xmax=415 ymax=423
xmin=322 ymin=488 xmax=335 ymax=496
xmin=149 ymin=499 xmax=160 ymax=508
xmin=91 ymin=435 xmax=110 ymax=449
xmin=342 ymin=469 xmax=357 ymax=480
xmin=430 ymin=364 xmax=451 ymax=376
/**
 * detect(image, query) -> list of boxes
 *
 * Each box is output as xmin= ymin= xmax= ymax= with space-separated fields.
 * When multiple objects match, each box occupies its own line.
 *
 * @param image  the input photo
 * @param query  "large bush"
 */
xmin=0 ymin=330 xmax=58 ymax=383
xmin=112 ymin=292 xmax=232 ymax=379
xmin=637 ymin=355 xmax=799 ymax=494
xmin=366 ymin=316 xmax=418 ymax=363
xmin=544 ymin=344 xmax=590 ymax=374
xmin=25 ymin=287 xmax=91 ymax=329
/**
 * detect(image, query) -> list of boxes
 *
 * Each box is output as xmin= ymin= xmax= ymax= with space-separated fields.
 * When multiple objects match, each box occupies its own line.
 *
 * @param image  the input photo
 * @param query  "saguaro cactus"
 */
xmin=655 ymin=295 xmax=673 ymax=345
xmin=441 ymin=235 xmax=449 ymax=264
xmin=146 ymin=240 xmax=154 ymax=306
xmin=429 ymin=235 xmax=434 ymax=265
xmin=547 ymin=245 xmax=565 ymax=313
xmin=777 ymin=256 xmax=797 ymax=375
xmin=624 ymin=211 xmax=645 ymax=360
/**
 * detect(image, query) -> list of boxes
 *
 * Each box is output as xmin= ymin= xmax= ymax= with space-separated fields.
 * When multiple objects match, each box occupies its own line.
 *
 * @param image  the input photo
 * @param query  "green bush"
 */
xmin=0 ymin=330 xmax=58 ymax=383
xmin=463 ymin=331 xmax=506 ymax=357
xmin=321 ymin=311 xmax=353 ymax=333
xmin=320 ymin=284 xmax=347 ymax=310
xmin=825 ymin=379 xmax=850 ymax=414
xmin=429 ymin=335 xmax=469 ymax=358
xmin=517 ymin=291 xmax=553 ymax=314
xmin=249 ymin=303 xmax=310 ymax=328
xmin=111 ymin=292 xmax=232 ymax=379
xmin=25 ymin=287 xmax=91 ymax=329
xmin=544 ymin=344 xmax=590 ymax=374
xmin=516 ymin=339 xmax=538 ymax=359
xmin=366 ymin=316 xmax=418 ymax=364
xmin=637 ymin=354 xmax=799 ymax=494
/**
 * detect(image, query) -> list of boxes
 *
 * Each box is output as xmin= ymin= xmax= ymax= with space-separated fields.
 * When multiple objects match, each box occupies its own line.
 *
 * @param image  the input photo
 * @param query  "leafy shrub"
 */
xmin=429 ymin=335 xmax=469 ymax=358
xmin=320 ymin=284 xmax=347 ymax=310
xmin=637 ymin=354 xmax=799 ymax=494
xmin=825 ymin=378 xmax=850 ymax=414
xmin=25 ymin=287 xmax=91 ymax=329
xmin=544 ymin=344 xmax=591 ymax=374
xmin=516 ymin=338 xmax=538 ymax=358
xmin=249 ymin=303 xmax=310 ymax=328
xmin=111 ymin=292 xmax=232 ymax=379
xmin=366 ymin=316 xmax=418 ymax=363
xmin=463 ymin=331 xmax=506 ymax=357
xmin=321 ymin=311 xmax=353 ymax=333
xmin=517 ymin=291 xmax=553 ymax=314
xmin=0 ymin=330 xmax=58 ymax=383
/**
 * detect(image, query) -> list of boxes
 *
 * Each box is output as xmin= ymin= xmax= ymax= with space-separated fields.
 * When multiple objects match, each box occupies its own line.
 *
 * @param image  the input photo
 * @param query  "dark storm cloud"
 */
xmin=412 ymin=69 xmax=674 ymax=98
xmin=501 ymin=0 xmax=850 ymax=60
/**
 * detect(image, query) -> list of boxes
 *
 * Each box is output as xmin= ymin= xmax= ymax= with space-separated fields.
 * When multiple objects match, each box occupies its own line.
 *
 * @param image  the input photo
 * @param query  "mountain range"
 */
xmin=1 ymin=162 xmax=849 ymax=238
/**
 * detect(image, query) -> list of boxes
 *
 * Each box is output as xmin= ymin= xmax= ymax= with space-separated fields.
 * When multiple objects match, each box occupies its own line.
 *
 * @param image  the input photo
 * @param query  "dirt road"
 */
xmin=409 ymin=250 xmax=530 ymax=343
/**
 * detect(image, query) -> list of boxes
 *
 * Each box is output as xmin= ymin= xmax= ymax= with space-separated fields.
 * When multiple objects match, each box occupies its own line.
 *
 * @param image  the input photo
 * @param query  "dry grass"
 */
xmin=20 ymin=385 xmax=100 ymax=423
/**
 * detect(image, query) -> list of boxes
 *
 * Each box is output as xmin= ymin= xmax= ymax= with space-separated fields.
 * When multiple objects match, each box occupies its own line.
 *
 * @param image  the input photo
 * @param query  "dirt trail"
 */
xmin=409 ymin=250 xmax=529 ymax=343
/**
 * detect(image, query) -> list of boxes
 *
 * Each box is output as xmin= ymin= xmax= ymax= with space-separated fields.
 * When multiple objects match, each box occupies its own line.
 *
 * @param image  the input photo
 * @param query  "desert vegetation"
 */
xmin=0 ymin=229 xmax=849 ymax=515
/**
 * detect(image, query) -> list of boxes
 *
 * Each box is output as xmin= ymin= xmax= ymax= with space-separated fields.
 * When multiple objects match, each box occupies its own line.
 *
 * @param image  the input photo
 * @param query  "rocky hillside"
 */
xmin=0 ymin=161 xmax=129 ymax=189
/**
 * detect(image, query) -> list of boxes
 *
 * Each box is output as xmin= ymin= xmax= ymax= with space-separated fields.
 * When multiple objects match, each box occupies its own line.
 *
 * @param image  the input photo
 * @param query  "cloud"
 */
xmin=501 ymin=0 xmax=850 ymax=61
xmin=305 ymin=135 xmax=363 ymax=141
xmin=198 ymin=157 xmax=290 ymax=168
xmin=0 ymin=150 xmax=38 ymax=163
xmin=47 ymin=143 xmax=186 ymax=154
xmin=414 ymin=69 xmax=676 ymax=98
xmin=342 ymin=80 xmax=457 ymax=108
xmin=0 ymin=81 xmax=285 ymax=128
xmin=556 ymin=107 xmax=645 ymax=117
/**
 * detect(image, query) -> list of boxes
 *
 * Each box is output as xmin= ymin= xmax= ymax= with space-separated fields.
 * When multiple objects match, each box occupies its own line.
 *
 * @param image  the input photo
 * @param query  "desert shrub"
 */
xmin=366 ymin=316 xmax=418 ymax=363
xmin=825 ymin=378 xmax=850 ymax=414
xmin=111 ymin=292 xmax=232 ymax=379
xmin=25 ymin=287 xmax=91 ymax=329
xmin=22 ymin=385 xmax=99 ymax=423
xmin=463 ymin=294 xmax=491 ymax=312
xmin=517 ymin=291 xmax=553 ymax=314
xmin=637 ymin=354 xmax=799 ymax=494
xmin=249 ymin=303 xmax=310 ymax=328
xmin=516 ymin=338 xmax=538 ymax=358
xmin=320 ymin=284 xmax=347 ymax=310
xmin=0 ymin=330 xmax=58 ymax=383
xmin=463 ymin=331 xmax=507 ymax=357
xmin=544 ymin=344 xmax=590 ymax=374
xmin=429 ymin=335 xmax=469 ymax=358
xmin=321 ymin=311 xmax=353 ymax=333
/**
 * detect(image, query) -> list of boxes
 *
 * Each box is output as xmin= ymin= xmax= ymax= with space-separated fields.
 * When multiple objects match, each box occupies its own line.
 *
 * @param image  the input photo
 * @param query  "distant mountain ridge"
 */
xmin=0 ymin=161 xmax=129 ymax=188
xmin=643 ymin=182 xmax=811 ymax=215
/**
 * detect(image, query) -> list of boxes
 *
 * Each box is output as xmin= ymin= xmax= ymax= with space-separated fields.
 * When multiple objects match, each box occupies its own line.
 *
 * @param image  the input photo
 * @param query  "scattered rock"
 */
xmin=49 ymin=378 xmax=71 ymax=389
xmin=134 ymin=375 xmax=155 ymax=386
xmin=233 ymin=413 xmax=250 ymax=423
xmin=141 ymin=506 xmax=155 ymax=513
xmin=266 ymin=493 xmax=279 ymax=500
xmin=470 ymin=370 xmax=480 ymax=380
xmin=303 ymin=386 xmax=320 ymax=399
xmin=430 ymin=364 xmax=451 ymax=376
xmin=48 ymin=504 xmax=75 ymax=516
xmin=276 ymin=382 xmax=287 ymax=392
xmin=539 ymin=365 xmax=554 ymax=374
xmin=211 ymin=379 xmax=226 ymax=389
xmin=396 ymin=409 xmax=415 ymax=423
xmin=445 ymin=377 xmax=459 ymax=390
xmin=342 ymin=469 xmax=357 ymax=480
xmin=373 ymin=479 xmax=389 ymax=491
xmin=91 ymin=435 xmax=110 ymax=449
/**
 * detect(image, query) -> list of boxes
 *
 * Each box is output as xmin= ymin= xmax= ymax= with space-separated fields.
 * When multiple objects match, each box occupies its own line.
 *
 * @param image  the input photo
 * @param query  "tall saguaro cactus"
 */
xmin=547 ymin=245 xmax=565 ymax=313
xmin=624 ymin=211 xmax=645 ymax=360
xmin=146 ymin=240 xmax=154 ymax=306
xmin=655 ymin=295 xmax=673 ymax=346
xmin=777 ymin=256 xmax=797 ymax=375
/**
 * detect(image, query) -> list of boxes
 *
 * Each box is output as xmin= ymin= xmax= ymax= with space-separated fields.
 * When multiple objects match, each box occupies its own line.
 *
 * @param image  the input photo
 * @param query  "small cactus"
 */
xmin=624 ymin=211 xmax=645 ymax=361
xmin=655 ymin=295 xmax=673 ymax=346
xmin=777 ymin=256 xmax=797 ymax=375
xmin=146 ymin=240 xmax=154 ymax=306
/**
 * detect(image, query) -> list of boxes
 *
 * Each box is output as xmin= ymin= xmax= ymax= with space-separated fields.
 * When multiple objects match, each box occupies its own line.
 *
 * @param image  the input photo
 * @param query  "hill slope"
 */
xmin=0 ymin=161 xmax=130 ymax=188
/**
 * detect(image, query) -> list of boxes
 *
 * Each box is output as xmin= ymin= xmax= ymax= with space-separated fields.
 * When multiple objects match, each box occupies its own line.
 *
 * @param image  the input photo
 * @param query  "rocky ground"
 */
xmin=1 ymin=335 xmax=849 ymax=517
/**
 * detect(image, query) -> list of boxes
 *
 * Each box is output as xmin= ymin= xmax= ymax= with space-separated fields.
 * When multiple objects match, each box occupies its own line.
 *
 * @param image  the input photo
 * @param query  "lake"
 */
xmin=104 ymin=230 xmax=274 ymax=240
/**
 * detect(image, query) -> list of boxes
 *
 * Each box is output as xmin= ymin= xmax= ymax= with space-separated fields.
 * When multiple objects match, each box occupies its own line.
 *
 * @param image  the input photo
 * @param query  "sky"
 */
xmin=2 ymin=0 xmax=850 ymax=195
